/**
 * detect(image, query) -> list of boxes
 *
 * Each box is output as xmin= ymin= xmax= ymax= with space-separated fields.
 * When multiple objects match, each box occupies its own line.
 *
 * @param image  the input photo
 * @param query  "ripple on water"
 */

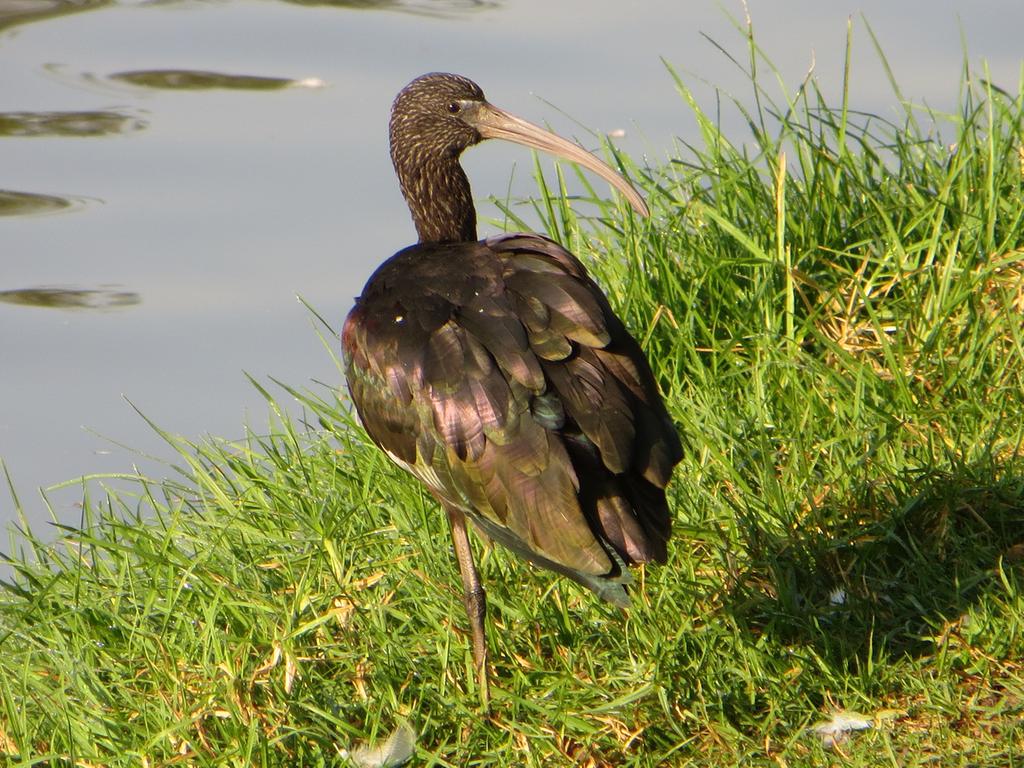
xmin=0 ymin=286 xmax=141 ymax=311
xmin=108 ymin=68 xmax=327 ymax=91
xmin=0 ymin=109 xmax=146 ymax=138
xmin=0 ymin=189 xmax=87 ymax=217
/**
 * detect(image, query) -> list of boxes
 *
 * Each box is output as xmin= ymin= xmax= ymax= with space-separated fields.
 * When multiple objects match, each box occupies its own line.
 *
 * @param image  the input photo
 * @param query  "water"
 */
xmin=1 ymin=0 xmax=1022 ymax=536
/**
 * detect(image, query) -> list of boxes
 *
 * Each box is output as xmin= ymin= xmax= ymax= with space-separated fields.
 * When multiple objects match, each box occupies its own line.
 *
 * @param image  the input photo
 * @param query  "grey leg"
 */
xmin=444 ymin=504 xmax=490 ymax=709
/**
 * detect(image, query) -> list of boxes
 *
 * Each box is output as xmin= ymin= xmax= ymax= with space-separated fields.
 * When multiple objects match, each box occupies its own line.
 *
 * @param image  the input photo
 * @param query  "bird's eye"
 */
xmin=447 ymin=101 xmax=461 ymax=114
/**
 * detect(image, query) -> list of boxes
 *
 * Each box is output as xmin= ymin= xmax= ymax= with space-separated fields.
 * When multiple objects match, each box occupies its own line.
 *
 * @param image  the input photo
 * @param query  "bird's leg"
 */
xmin=444 ymin=504 xmax=490 ymax=710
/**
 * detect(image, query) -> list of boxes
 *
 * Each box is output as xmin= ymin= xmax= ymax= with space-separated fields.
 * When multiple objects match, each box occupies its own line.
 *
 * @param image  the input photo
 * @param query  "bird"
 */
xmin=342 ymin=73 xmax=681 ymax=706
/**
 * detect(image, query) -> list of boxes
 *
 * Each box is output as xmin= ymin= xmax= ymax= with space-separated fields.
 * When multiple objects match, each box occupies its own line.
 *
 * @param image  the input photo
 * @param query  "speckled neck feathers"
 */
xmin=390 ymin=150 xmax=477 ymax=244
xmin=388 ymin=73 xmax=486 ymax=244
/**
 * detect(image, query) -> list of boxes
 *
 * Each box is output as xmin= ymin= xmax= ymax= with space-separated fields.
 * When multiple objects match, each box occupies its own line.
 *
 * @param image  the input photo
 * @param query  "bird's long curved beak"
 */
xmin=472 ymin=103 xmax=649 ymax=218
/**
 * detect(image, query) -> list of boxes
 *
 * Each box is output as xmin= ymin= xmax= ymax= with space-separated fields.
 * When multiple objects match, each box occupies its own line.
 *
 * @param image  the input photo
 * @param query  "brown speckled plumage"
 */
xmin=388 ymin=74 xmax=484 ymax=243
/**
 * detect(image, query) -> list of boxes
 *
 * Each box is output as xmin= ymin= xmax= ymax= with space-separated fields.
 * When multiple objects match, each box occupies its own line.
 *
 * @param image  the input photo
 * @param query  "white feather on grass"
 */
xmin=343 ymin=720 xmax=416 ymax=768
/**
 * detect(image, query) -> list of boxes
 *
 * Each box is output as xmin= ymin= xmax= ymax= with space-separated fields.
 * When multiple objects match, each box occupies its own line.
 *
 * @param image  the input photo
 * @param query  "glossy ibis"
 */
xmin=342 ymin=73 xmax=681 ymax=704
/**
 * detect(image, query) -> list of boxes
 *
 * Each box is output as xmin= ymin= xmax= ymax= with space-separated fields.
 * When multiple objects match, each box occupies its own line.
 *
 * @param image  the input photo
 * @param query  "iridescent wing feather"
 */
xmin=343 ymin=233 xmax=681 ymax=605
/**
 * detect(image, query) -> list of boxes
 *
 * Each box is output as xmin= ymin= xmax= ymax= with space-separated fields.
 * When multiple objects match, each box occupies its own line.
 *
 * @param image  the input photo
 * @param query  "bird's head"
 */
xmin=389 ymin=73 xmax=489 ymax=160
xmin=389 ymin=72 xmax=649 ymax=218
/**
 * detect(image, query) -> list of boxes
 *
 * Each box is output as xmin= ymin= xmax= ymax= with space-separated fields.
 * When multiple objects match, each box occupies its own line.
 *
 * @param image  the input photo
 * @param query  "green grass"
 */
xmin=3 ymin=24 xmax=1024 ymax=767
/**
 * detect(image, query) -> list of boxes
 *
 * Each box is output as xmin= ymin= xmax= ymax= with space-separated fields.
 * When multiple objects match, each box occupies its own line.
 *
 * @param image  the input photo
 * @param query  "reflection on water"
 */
xmin=0 ymin=110 xmax=146 ymax=138
xmin=0 ymin=0 xmax=109 ymax=31
xmin=280 ymin=0 xmax=497 ymax=16
xmin=0 ymin=189 xmax=81 ymax=217
xmin=109 ymin=69 xmax=326 ymax=91
xmin=0 ymin=0 xmax=494 ymax=32
xmin=0 ymin=287 xmax=141 ymax=310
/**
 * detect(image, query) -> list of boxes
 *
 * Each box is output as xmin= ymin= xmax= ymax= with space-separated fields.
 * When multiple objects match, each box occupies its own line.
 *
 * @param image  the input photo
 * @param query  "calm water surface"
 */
xmin=1 ymin=0 xmax=1022 ymax=534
